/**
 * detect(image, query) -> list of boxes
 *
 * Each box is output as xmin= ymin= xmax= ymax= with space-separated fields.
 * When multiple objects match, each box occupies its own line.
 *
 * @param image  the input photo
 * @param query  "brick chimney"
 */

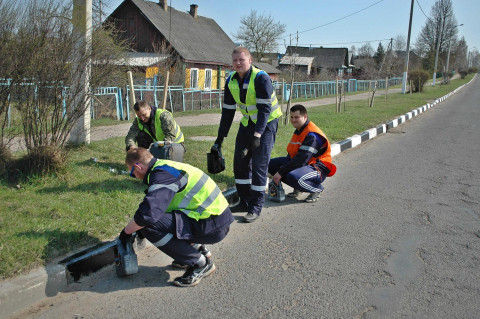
xmin=159 ymin=0 xmax=167 ymax=11
xmin=189 ymin=4 xmax=198 ymax=18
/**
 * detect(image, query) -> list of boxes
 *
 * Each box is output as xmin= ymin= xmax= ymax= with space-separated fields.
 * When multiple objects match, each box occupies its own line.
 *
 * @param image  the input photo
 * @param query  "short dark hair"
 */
xmin=290 ymin=104 xmax=307 ymax=116
xmin=232 ymin=47 xmax=251 ymax=57
xmin=133 ymin=100 xmax=150 ymax=112
xmin=125 ymin=147 xmax=153 ymax=166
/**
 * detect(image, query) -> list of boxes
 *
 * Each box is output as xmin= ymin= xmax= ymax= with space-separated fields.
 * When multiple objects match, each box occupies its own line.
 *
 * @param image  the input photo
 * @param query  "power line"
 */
xmin=415 ymin=0 xmax=429 ymax=19
xmin=297 ymin=38 xmax=393 ymax=47
xmin=287 ymin=0 xmax=385 ymax=37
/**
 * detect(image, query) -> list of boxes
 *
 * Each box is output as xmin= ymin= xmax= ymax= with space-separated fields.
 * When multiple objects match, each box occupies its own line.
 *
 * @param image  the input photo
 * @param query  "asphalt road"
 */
xmin=8 ymin=77 xmax=480 ymax=318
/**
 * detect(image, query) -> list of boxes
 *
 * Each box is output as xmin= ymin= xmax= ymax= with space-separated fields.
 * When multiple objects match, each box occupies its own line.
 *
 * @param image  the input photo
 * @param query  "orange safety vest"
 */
xmin=286 ymin=121 xmax=337 ymax=177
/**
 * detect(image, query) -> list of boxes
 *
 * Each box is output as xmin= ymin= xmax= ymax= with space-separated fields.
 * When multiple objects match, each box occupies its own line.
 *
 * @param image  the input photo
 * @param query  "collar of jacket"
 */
xmin=294 ymin=119 xmax=310 ymax=135
xmin=233 ymin=66 xmax=253 ymax=83
xmin=143 ymin=157 xmax=157 ymax=184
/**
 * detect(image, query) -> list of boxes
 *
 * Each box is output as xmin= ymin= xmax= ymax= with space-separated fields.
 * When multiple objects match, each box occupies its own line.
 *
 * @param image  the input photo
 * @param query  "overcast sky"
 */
xmin=105 ymin=0 xmax=479 ymax=53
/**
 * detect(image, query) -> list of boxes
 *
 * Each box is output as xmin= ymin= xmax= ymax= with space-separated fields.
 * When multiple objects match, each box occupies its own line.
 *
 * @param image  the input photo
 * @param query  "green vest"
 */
xmin=147 ymin=159 xmax=229 ymax=221
xmin=137 ymin=108 xmax=184 ymax=143
xmin=228 ymin=66 xmax=281 ymax=127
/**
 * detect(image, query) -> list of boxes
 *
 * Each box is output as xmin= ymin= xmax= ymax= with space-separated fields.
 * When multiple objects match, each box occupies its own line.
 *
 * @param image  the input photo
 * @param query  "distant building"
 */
xmin=105 ymin=0 xmax=236 ymax=90
xmin=280 ymin=46 xmax=352 ymax=77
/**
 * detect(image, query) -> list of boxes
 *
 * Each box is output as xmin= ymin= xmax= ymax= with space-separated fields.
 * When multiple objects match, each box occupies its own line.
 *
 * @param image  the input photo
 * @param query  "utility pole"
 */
xmin=402 ymin=0 xmax=414 ymax=94
xmin=69 ymin=0 xmax=93 ymax=144
xmin=432 ymin=17 xmax=444 ymax=86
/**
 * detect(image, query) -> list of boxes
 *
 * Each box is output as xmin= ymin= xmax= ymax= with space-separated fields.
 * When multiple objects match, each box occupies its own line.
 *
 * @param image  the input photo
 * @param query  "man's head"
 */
xmin=232 ymin=47 xmax=252 ymax=78
xmin=134 ymin=100 xmax=151 ymax=123
xmin=290 ymin=104 xmax=308 ymax=130
xmin=125 ymin=147 xmax=154 ymax=180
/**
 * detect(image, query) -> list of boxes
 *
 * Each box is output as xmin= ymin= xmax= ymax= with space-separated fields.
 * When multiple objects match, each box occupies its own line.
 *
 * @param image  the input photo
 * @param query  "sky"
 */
xmin=105 ymin=0 xmax=480 ymax=54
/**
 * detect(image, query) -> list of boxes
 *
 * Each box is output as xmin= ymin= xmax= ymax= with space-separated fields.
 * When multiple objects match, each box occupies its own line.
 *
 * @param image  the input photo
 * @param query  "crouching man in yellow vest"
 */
xmin=125 ymin=100 xmax=185 ymax=162
xmin=119 ymin=148 xmax=234 ymax=287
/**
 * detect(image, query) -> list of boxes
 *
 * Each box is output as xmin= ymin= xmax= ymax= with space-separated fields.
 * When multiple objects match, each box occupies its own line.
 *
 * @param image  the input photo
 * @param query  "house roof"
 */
xmin=253 ymin=62 xmax=281 ymax=74
xmin=116 ymin=52 xmax=170 ymax=67
xmin=111 ymin=0 xmax=235 ymax=66
xmin=279 ymin=55 xmax=315 ymax=66
xmin=284 ymin=46 xmax=349 ymax=69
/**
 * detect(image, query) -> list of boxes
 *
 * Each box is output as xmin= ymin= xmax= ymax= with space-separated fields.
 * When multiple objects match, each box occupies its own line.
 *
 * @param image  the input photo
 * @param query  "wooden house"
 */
xmin=105 ymin=0 xmax=235 ymax=90
xmin=280 ymin=46 xmax=352 ymax=77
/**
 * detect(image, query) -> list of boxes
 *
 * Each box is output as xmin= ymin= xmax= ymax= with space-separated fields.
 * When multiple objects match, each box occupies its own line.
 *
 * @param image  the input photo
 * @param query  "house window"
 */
xmin=190 ymin=68 xmax=198 ymax=89
xmin=204 ymin=69 xmax=212 ymax=90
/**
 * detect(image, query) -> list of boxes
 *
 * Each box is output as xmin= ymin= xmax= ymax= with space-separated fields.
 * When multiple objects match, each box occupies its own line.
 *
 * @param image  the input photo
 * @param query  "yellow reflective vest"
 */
xmin=137 ymin=108 xmax=184 ymax=143
xmin=147 ymin=159 xmax=229 ymax=221
xmin=228 ymin=66 xmax=281 ymax=127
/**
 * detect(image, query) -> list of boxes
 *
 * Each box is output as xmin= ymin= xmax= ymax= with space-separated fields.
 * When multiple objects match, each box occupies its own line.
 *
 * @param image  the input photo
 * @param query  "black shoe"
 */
xmin=173 ymin=258 xmax=216 ymax=287
xmin=171 ymin=245 xmax=212 ymax=269
xmin=230 ymin=200 xmax=249 ymax=213
xmin=243 ymin=212 xmax=259 ymax=223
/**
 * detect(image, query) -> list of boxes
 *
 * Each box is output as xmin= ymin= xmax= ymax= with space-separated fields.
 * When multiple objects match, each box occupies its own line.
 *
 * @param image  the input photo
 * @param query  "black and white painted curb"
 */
xmin=0 ymin=77 xmax=474 ymax=319
xmin=331 ymin=79 xmax=472 ymax=157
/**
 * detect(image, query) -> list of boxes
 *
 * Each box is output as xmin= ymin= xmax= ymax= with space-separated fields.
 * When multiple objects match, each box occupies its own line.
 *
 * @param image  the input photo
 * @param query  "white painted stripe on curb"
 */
xmin=331 ymin=143 xmax=341 ymax=156
xmin=351 ymin=135 xmax=362 ymax=148
xmin=368 ymin=127 xmax=377 ymax=139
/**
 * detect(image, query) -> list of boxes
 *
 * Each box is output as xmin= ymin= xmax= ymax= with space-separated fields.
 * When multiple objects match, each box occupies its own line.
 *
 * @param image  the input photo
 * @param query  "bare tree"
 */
xmin=1 ymin=0 xmax=129 ymax=172
xmin=451 ymin=36 xmax=467 ymax=71
xmin=414 ymin=0 xmax=458 ymax=71
xmin=358 ymin=42 xmax=375 ymax=57
xmin=393 ymin=34 xmax=406 ymax=51
xmin=233 ymin=10 xmax=286 ymax=61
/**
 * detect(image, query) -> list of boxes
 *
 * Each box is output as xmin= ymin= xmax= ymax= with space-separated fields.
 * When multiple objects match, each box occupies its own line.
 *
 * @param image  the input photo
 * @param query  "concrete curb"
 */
xmin=0 ymin=76 xmax=474 ymax=319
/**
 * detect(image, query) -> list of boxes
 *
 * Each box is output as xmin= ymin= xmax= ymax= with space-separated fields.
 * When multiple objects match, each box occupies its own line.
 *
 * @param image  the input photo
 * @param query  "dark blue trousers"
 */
xmin=268 ymin=156 xmax=325 ymax=193
xmin=234 ymin=119 xmax=278 ymax=215
xmin=138 ymin=209 xmax=233 ymax=267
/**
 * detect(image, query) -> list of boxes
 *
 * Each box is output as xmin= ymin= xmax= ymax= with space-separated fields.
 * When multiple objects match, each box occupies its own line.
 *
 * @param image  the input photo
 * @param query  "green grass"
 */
xmin=0 ymin=74 xmax=474 ymax=279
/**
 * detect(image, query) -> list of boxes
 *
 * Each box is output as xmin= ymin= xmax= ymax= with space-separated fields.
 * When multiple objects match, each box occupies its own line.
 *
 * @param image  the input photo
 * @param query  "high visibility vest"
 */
xmin=137 ymin=108 xmax=184 ymax=143
xmin=147 ymin=159 xmax=229 ymax=221
xmin=228 ymin=66 xmax=282 ymax=127
xmin=286 ymin=121 xmax=337 ymax=177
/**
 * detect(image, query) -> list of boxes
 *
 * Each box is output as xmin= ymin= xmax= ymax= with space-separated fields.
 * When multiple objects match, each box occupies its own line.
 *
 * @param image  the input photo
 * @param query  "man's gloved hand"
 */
xmin=119 ymin=229 xmax=132 ymax=248
xmin=211 ymin=136 xmax=224 ymax=155
xmin=250 ymin=136 xmax=261 ymax=151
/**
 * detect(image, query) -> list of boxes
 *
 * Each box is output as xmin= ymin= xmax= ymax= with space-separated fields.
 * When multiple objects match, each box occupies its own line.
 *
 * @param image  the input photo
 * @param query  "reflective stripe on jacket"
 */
xmin=137 ymin=108 xmax=184 ymax=143
xmin=286 ymin=121 xmax=337 ymax=177
xmin=147 ymin=159 xmax=229 ymax=221
xmin=227 ymin=66 xmax=281 ymax=126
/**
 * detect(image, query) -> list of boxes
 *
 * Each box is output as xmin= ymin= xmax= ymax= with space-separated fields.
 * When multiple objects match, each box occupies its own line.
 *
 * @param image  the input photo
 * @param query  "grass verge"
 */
xmin=0 ymin=74 xmax=474 ymax=279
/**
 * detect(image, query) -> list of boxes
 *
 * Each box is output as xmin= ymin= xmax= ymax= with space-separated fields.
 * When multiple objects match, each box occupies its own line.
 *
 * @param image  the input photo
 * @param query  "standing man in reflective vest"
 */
xmin=268 ymin=104 xmax=336 ymax=203
xmin=120 ymin=148 xmax=234 ymax=287
xmin=125 ymin=100 xmax=186 ymax=162
xmin=212 ymin=47 xmax=282 ymax=223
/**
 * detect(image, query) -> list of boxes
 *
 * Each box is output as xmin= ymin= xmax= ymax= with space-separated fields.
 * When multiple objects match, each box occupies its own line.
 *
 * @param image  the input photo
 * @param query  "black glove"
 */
xmin=211 ymin=136 xmax=224 ymax=155
xmin=250 ymin=136 xmax=261 ymax=151
xmin=119 ymin=229 xmax=132 ymax=248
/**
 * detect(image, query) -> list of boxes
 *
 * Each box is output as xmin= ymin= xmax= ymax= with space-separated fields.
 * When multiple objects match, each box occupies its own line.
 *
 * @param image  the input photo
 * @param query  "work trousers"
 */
xmin=268 ymin=156 xmax=325 ymax=193
xmin=234 ymin=118 xmax=278 ymax=215
xmin=138 ymin=210 xmax=232 ymax=267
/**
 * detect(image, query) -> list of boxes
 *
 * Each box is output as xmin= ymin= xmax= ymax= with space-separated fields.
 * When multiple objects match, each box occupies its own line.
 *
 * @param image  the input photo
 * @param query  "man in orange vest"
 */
xmin=268 ymin=104 xmax=336 ymax=203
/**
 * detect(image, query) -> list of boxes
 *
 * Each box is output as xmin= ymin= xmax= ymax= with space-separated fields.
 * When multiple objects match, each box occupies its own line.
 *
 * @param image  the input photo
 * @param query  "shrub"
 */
xmin=408 ymin=69 xmax=430 ymax=92
xmin=458 ymin=69 xmax=468 ymax=79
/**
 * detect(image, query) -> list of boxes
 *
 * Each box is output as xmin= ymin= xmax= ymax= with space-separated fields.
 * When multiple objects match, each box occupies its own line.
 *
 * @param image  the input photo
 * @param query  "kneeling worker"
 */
xmin=120 ymin=148 xmax=234 ymax=287
xmin=125 ymin=100 xmax=185 ymax=162
xmin=268 ymin=104 xmax=336 ymax=203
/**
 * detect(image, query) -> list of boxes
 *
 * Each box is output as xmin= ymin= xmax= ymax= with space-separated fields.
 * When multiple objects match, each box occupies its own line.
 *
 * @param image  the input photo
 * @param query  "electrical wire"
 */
xmin=297 ymin=38 xmax=393 ymax=47
xmin=415 ymin=0 xmax=430 ymax=19
xmin=287 ymin=0 xmax=385 ymax=37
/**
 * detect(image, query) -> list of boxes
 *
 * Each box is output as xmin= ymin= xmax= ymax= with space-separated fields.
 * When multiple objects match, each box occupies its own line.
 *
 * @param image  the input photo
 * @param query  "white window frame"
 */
xmin=190 ymin=68 xmax=199 ymax=89
xmin=204 ymin=68 xmax=212 ymax=90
